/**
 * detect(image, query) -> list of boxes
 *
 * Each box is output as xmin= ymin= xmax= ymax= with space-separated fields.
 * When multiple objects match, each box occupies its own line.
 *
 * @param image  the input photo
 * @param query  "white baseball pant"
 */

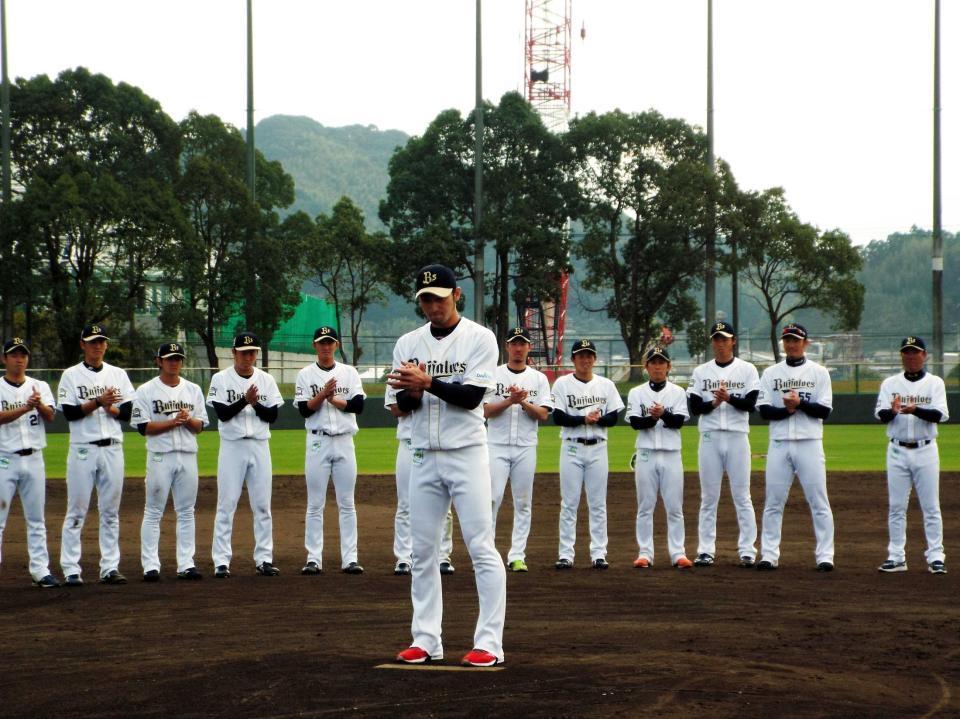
xmin=60 ymin=443 xmax=124 ymax=579
xmin=140 ymin=450 xmax=199 ymax=573
xmin=886 ymin=441 xmax=944 ymax=563
xmin=212 ymin=438 xmax=273 ymax=568
xmin=305 ymin=433 xmax=358 ymax=569
xmin=760 ymin=439 xmax=834 ymax=565
xmin=697 ymin=431 xmax=757 ymax=559
xmin=558 ymin=440 xmax=609 ymax=562
xmin=408 ymin=444 xmax=506 ymax=662
xmin=634 ymin=449 xmax=686 ymax=564
xmin=0 ymin=452 xmax=52 ymax=580
xmin=489 ymin=443 xmax=537 ymax=563
xmin=394 ymin=439 xmax=453 ymax=566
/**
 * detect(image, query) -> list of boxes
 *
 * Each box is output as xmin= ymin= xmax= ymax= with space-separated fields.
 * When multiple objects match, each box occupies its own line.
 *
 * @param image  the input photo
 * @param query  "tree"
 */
xmin=307 ymin=197 xmax=390 ymax=365
xmin=565 ymin=109 xmax=719 ymax=380
xmin=379 ymin=92 xmax=574 ymax=347
xmin=9 ymin=67 xmax=181 ymax=366
xmin=737 ymin=188 xmax=864 ymax=361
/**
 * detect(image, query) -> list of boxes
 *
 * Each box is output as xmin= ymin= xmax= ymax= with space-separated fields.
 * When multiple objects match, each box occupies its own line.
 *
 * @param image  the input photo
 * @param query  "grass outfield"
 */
xmin=37 ymin=424 xmax=959 ymax=478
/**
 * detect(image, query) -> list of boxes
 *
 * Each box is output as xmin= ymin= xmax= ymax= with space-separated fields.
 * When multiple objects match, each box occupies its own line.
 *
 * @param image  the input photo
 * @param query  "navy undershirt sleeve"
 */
xmin=913 ymin=407 xmax=943 ymax=424
xmin=252 ymin=403 xmax=279 ymax=424
xmin=396 ymin=390 xmax=422 ymax=412
xmin=629 ymin=415 xmax=658 ymax=430
xmin=797 ymin=401 xmax=831 ymax=420
xmin=688 ymin=394 xmax=715 ymax=415
xmin=660 ymin=410 xmax=685 ymax=429
xmin=596 ymin=410 xmax=619 ymax=427
xmin=212 ymin=398 xmax=247 ymax=423
xmin=727 ymin=390 xmax=759 ymax=412
xmin=61 ymin=403 xmax=84 ymax=421
xmin=758 ymin=405 xmax=791 ymax=421
xmin=553 ymin=408 xmax=585 ymax=427
xmin=427 ymin=379 xmax=485 ymax=410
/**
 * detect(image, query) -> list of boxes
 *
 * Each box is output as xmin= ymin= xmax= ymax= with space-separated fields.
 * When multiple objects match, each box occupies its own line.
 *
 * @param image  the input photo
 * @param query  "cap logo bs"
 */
xmin=13 ymin=336 xmax=24 ymax=345
xmin=580 ymin=340 xmax=590 ymax=348
xmin=242 ymin=336 xmax=254 ymax=345
xmin=422 ymin=271 xmax=437 ymax=285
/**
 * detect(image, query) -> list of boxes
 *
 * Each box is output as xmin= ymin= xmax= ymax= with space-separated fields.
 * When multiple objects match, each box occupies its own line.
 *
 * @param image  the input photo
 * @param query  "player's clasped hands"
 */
xmin=891 ymin=395 xmax=915 ymax=415
xmin=648 ymin=402 xmax=665 ymax=418
xmin=711 ymin=383 xmax=730 ymax=405
xmin=244 ymin=384 xmax=260 ymax=405
xmin=584 ymin=409 xmax=602 ymax=425
xmin=172 ymin=409 xmax=191 ymax=426
xmin=782 ymin=389 xmax=800 ymax=412
xmin=25 ymin=388 xmax=42 ymax=408
xmin=98 ymin=387 xmax=121 ymax=407
xmin=508 ymin=385 xmax=528 ymax=404
xmin=386 ymin=362 xmax=431 ymax=392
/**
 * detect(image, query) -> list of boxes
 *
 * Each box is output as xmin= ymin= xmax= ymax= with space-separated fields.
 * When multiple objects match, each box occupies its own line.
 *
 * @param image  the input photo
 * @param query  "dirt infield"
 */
xmin=2 ymin=471 xmax=958 ymax=718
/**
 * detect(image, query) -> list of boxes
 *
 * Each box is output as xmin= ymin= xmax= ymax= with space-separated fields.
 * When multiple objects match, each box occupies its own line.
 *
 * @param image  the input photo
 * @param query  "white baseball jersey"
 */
xmin=757 ymin=359 xmax=832 ymax=440
xmin=626 ymin=381 xmax=689 ymax=451
xmin=385 ymin=387 xmax=412 ymax=441
xmin=206 ymin=367 xmax=283 ymax=440
xmin=131 ymin=377 xmax=209 ymax=453
xmin=391 ymin=318 xmax=496 ymax=450
xmin=0 ymin=377 xmax=55 ymax=451
xmin=551 ymin=373 xmax=625 ymax=441
xmin=295 ymin=361 xmax=365 ymax=436
xmin=57 ymin=362 xmax=135 ymax=444
xmin=485 ymin=365 xmax=553 ymax=446
xmin=875 ymin=372 xmax=949 ymax=442
xmin=687 ymin=358 xmax=760 ymax=433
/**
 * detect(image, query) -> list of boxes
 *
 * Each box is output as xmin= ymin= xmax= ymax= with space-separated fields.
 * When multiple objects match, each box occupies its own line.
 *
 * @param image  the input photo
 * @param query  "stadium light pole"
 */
xmin=931 ymin=0 xmax=943 ymax=376
xmin=246 ymin=0 xmax=256 ymax=201
xmin=704 ymin=0 xmax=717 ymax=330
xmin=473 ymin=0 xmax=485 ymax=324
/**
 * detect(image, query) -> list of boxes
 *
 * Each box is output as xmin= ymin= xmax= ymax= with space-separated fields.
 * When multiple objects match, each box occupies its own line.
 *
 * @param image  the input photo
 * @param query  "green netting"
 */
xmin=217 ymin=293 xmax=337 ymax=351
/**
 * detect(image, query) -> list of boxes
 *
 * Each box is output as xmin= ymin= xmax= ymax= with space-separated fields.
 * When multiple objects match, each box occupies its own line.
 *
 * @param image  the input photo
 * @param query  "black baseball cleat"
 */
xmin=394 ymin=562 xmax=411 ymax=576
xmin=693 ymin=553 xmax=715 ymax=567
xmin=816 ymin=561 xmax=835 ymax=572
xmin=214 ymin=565 xmax=231 ymax=579
xmin=301 ymin=561 xmax=322 ymax=575
xmin=592 ymin=558 xmax=610 ymax=570
xmin=928 ymin=560 xmax=947 ymax=575
xmin=555 ymin=558 xmax=574 ymax=570
xmin=33 ymin=575 xmax=61 ymax=588
xmin=756 ymin=560 xmax=777 ymax=571
xmin=439 ymin=561 xmax=455 ymax=576
xmin=256 ymin=562 xmax=280 ymax=576
xmin=342 ymin=562 xmax=364 ymax=575
xmin=63 ymin=574 xmax=84 ymax=587
xmin=99 ymin=570 xmax=127 ymax=585
xmin=143 ymin=569 xmax=160 ymax=583
xmin=177 ymin=567 xmax=203 ymax=580
xmin=739 ymin=556 xmax=756 ymax=568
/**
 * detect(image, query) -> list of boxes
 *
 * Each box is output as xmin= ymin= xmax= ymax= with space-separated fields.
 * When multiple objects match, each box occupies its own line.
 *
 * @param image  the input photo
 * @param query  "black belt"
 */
xmin=89 ymin=439 xmax=118 ymax=447
xmin=310 ymin=429 xmax=342 ymax=436
xmin=891 ymin=439 xmax=932 ymax=449
xmin=14 ymin=448 xmax=34 ymax=456
xmin=573 ymin=438 xmax=603 ymax=446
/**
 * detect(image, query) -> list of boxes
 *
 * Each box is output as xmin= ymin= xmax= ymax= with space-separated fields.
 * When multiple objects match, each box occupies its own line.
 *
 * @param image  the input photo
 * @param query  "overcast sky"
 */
xmin=6 ymin=0 xmax=957 ymax=245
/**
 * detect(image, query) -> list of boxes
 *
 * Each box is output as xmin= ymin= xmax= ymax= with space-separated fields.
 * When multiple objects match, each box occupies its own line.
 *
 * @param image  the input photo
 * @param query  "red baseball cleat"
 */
xmin=461 ymin=648 xmax=499 ymax=667
xmin=396 ymin=647 xmax=432 ymax=664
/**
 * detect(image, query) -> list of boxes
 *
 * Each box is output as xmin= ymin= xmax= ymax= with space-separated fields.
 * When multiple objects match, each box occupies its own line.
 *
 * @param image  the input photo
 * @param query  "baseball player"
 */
xmin=687 ymin=321 xmax=761 ymax=567
xmin=58 ymin=324 xmax=135 ymax=586
xmin=388 ymin=264 xmax=506 ymax=668
xmin=295 ymin=326 xmax=366 ymax=575
xmin=756 ymin=323 xmax=835 ymax=571
xmin=627 ymin=345 xmax=692 ymax=569
xmin=131 ymin=342 xmax=208 ymax=581
xmin=483 ymin=327 xmax=552 ymax=572
xmin=386 ymin=397 xmax=456 ymax=576
xmin=207 ymin=331 xmax=284 ymax=578
xmin=552 ymin=339 xmax=624 ymax=570
xmin=875 ymin=336 xmax=950 ymax=574
xmin=0 ymin=338 xmax=59 ymax=587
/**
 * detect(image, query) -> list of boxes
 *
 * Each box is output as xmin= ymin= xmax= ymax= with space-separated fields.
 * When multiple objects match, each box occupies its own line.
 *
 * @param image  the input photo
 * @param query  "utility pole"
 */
xmin=932 ymin=0 xmax=943 ymax=376
xmin=1 ymin=0 xmax=12 ymax=339
xmin=246 ymin=0 xmax=256 ymax=201
xmin=704 ymin=0 xmax=716 ymax=330
xmin=473 ymin=0 xmax=485 ymax=325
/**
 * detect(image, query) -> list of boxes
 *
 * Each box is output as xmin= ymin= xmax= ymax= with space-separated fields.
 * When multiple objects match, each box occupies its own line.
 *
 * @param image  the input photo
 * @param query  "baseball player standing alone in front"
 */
xmin=295 ymin=326 xmax=366 ymax=575
xmin=58 ymin=324 xmax=135 ymax=586
xmin=0 ymin=338 xmax=60 ymax=587
xmin=131 ymin=342 xmax=208 ymax=582
xmin=688 ymin=321 xmax=761 ymax=568
xmin=388 ymin=264 xmax=506 ymax=667
xmin=756 ymin=323 xmax=835 ymax=571
xmin=875 ymin=336 xmax=950 ymax=574
xmin=483 ymin=327 xmax=553 ymax=572
xmin=207 ymin=332 xmax=284 ymax=578
xmin=551 ymin=340 xmax=624 ymax=570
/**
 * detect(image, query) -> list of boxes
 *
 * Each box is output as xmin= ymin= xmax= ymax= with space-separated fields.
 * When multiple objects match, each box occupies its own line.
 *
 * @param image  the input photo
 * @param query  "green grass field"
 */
xmin=36 ymin=424 xmax=959 ymax=478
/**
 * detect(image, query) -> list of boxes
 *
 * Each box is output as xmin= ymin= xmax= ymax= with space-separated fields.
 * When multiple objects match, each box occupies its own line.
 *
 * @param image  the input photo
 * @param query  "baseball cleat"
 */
xmin=143 ymin=569 xmax=160 ymax=583
xmin=396 ymin=646 xmax=433 ymax=664
xmin=693 ymin=553 xmax=714 ymax=567
xmin=878 ymin=559 xmax=907 ymax=573
xmin=393 ymin=562 xmax=411 ymax=576
xmin=33 ymin=575 xmax=61 ymax=588
xmin=592 ymin=558 xmax=609 ymax=570
xmin=214 ymin=565 xmax=231 ymax=579
xmin=508 ymin=559 xmax=528 ymax=572
xmin=756 ymin=560 xmax=777 ymax=571
xmin=177 ymin=567 xmax=203 ymax=580
xmin=928 ymin=560 xmax=947 ymax=575
xmin=256 ymin=562 xmax=280 ymax=576
xmin=63 ymin=574 xmax=84 ymax=587
xmin=816 ymin=561 xmax=835 ymax=572
xmin=342 ymin=562 xmax=364 ymax=575
xmin=301 ymin=561 xmax=322 ymax=575
xmin=674 ymin=556 xmax=694 ymax=569
xmin=439 ymin=561 xmax=455 ymax=575
xmin=555 ymin=558 xmax=574 ymax=570
xmin=739 ymin=556 xmax=756 ymax=568
xmin=633 ymin=557 xmax=651 ymax=569
xmin=461 ymin=648 xmax=500 ymax=667
xmin=99 ymin=570 xmax=127 ymax=585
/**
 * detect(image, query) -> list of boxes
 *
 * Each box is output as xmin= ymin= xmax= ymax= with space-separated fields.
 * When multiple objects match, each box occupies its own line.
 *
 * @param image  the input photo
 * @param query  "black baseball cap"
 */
xmin=507 ymin=327 xmax=532 ymax=343
xmin=313 ymin=326 xmax=340 ymax=343
xmin=571 ymin=339 xmax=597 ymax=357
xmin=645 ymin=345 xmax=670 ymax=362
xmin=710 ymin=321 xmax=736 ymax=338
xmin=3 ymin=337 xmax=30 ymax=355
xmin=81 ymin=324 xmax=109 ymax=341
xmin=157 ymin=342 xmax=186 ymax=359
xmin=233 ymin=331 xmax=261 ymax=351
xmin=415 ymin=264 xmax=457 ymax=299
xmin=900 ymin=336 xmax=926 ymax=352
xmin=781 ymin=323 xmax=808 ymax=340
